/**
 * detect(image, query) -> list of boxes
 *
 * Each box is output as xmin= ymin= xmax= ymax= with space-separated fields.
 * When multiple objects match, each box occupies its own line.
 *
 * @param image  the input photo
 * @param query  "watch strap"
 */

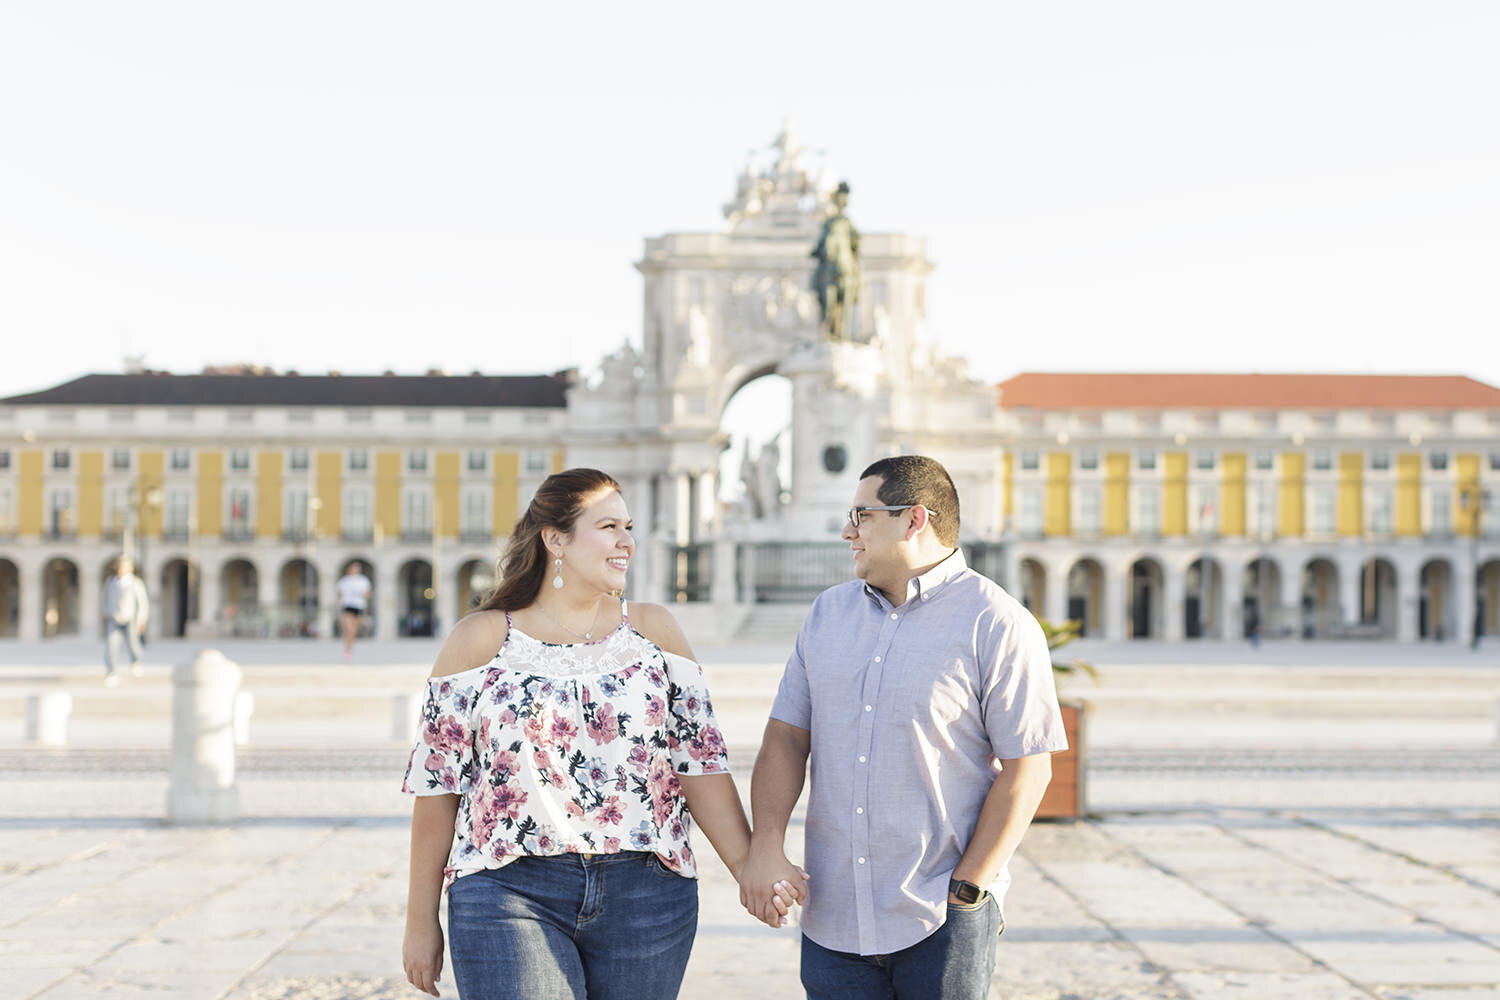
xmin=948 ymin=878 xmax=984 ymax=904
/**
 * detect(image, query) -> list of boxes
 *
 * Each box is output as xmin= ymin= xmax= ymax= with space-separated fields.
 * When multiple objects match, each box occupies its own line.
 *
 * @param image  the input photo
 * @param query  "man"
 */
xmin=740 ymin=455 xmax=1066 ymax=999
xmin=103 ymin=557 xmax=150 ymax=686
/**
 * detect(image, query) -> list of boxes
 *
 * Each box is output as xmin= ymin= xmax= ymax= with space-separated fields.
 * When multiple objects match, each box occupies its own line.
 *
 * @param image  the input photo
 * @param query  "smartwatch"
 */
xmin=948 ymin=878 xmax=984 ymax=904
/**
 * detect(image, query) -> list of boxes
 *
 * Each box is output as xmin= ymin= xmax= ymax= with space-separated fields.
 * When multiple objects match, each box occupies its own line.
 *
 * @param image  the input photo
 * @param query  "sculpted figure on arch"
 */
xmin=810 ymin=181 xmax=861 ymax=341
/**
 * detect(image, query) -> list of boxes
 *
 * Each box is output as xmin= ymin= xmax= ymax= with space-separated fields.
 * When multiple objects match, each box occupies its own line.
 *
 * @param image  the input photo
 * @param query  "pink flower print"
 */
xmin=549 ymin=712 xmax=579 ymax=746
xmin=533 ymin=748 xmax=551 ymax=771
xmin=669 ymin=817 xmax=685 ymax=840
xmin=472 ymin=783 xmax=499 ymax=845
xmin=627 ymin=745 xmax=651 ymax=773
xmin=644 ymin=696 xmax=666 ymax=727
xmin=536 ymin=832 xmax=555 ymax=852
xmin=565 ymin=800 xmax=585 ymax=819
xmin=689 ymin=726 xmax=727 ymax=762
xmin=645 ymin=665 xmax=666 ymax=688
xmin=586 ymin=704 xmax=619 ymax=744
xmin=597 ymin=796 xmax=624 ymax=826
xmin=523 ymin=713 xmax=545 ymax=744
xmin=604 ymin=836 xmax=621 ymax=852
xmin=648 ymin=759 xmax=678 ymax=827
xmin=498 ymin=706 xmax=517 ymax=726
xmin=477 ymin=716 xmax=493 ymax=751
xmin=494 ymin=750 xmax=517 ymax=776
xmin=494 ymin=782 xmax=527 ymax=820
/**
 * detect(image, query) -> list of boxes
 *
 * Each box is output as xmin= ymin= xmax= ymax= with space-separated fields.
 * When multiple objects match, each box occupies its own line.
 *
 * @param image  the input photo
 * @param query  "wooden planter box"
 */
xmin=1034 ymin=700 xmax=1087 ymax=820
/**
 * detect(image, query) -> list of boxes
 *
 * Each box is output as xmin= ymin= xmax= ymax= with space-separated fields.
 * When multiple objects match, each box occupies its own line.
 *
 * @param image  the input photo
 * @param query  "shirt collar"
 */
xmin=864 ymin=548 xmax=967 ymax=608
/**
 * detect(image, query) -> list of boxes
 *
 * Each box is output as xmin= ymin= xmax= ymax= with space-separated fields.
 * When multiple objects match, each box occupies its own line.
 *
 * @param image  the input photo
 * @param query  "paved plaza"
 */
xmin=1 ymin=636 xmax=1498 ymax=999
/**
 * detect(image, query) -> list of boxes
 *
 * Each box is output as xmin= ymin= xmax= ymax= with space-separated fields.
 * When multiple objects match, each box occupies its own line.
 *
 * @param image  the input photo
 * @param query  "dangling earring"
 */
xmin=553 ymin=558 xmax=564 ymax=590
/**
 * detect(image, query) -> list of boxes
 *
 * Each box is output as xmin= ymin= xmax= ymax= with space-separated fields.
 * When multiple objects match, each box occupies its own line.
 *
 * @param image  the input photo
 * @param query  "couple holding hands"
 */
xmin=402 ymin=457 xmax=1065 ymax=1000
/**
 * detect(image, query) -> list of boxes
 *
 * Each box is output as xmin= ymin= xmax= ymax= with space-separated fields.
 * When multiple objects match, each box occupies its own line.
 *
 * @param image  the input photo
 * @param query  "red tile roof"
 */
xmin=995 ymin=373 xmax=1500 ymax=410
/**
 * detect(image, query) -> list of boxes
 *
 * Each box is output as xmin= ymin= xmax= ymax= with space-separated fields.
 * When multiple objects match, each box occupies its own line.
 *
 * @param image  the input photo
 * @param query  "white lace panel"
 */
xmin=496 ymin=622 xmax=652 ymax=678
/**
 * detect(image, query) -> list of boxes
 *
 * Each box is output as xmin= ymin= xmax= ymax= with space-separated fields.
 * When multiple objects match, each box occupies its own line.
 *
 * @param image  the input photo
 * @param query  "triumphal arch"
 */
xmin=567 ymin=129 xmax=1000 ymax=611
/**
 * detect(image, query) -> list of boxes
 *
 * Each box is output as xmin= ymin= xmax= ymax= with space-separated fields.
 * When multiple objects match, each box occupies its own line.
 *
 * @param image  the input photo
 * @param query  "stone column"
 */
xmin=711 ymin=538 xmax=737 ymax=606
xmin=1396 ymin=559 xmax=1419 ymax=642
xmin=1454 ymin=565 xmax=1477 ymax=646
xmin=376 ymin=555 xmax=400 ymax=640
xmin=1339 ymin=558 xmax=1363 ymax=629
xmin=18 ymin=559 xmax=41 ymax=641
xmin=1222 ymin=562 xmax=1245 ymax=641
xmin=1103 ymin=566 xmax=1127 ymax=641
xmin=167 ymin=649 xmax=242 ymax=824
xmin=674 ymin=473 xmax=693 ymax=546
xmin=1163 ymin=566 xmax=1185 ymax=641
xmin=79 ymin=570 xmax=101 ymax=642
xmin=630 ymin=473 xmax=655 ymax=604
xmin=1044 ymin=569 xmax=1068 ymax=626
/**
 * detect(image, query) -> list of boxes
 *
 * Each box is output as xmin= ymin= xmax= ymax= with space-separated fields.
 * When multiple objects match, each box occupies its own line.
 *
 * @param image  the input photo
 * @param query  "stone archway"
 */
xmin=1066 ymin=558 xmax=1104 ymax=637
xmin=399 ymin=559 xmax=435 ymax=637
xmin=1242 ymin=557 xmax=1283 ymax=639
xmin=220 ymin=558 xmax=259 ymax=634
xmin=1480 ymin=559 xmax=1500 ymax=640
xmin=1357 ymin=557 xmax=1398 ymax=638
xmin=1301 ymin=558 xmax=1340 ymax=639
xmin=457 ymin=558 xmax=495 ymax=615
xmin=1185 ymin=556 xmax=1223 ymax=639
xmin=279 ymin=558 xmax=320 ymax=638
xmin=1128 ymin=557 xmax=1165 ymax=639
xmin=1018 ymin=558 xmax=1046 ymax=616
xmin=42 ymin=558 xmax=80 ymax=637
xmin=0 ymin=559 xmax=18 ymax=637
xmin=159 ymin=558 xmax=200 ymax=638
xmin=1419 ymin=559 xmax=1455 ymax=640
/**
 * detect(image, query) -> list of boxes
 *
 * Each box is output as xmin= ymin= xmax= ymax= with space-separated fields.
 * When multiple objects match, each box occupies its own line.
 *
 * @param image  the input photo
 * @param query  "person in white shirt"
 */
xmin=102 ymin=556 xmax=150 ymax=686
xmin=336 ymin=563 xmax=372 ymax=659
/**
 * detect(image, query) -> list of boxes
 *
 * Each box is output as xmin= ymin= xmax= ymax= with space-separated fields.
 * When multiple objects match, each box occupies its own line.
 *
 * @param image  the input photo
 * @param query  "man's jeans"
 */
xmin=446 ymin=852 xmax=698 ymax=1000
xmin=801 ymin=896 xmax=1003 ymax=1000
xmin=104 ymin=621 xmax=143 ymax=675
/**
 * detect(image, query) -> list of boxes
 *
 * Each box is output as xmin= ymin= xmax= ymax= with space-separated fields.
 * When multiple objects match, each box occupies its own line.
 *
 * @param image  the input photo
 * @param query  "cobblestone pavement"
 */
xmin=2 ymin=638 xmax=1498 ymax=998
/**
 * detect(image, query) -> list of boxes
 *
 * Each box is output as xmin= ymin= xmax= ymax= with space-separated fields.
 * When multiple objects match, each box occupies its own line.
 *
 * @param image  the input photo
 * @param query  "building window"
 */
xmin=1253 ymin=485 xmax=1276 ymax=538
xmin=1369 ymin=489 xmax=1393 ymax=534
xmin=1018 ymin=489 xmax=1042 ymax=535
xmin=1369 ymin=450 xmax=1391 ymax=472
xmin=106 ymin=487 xmax=129 ymax=537
xmin=404 ymin=489 xmax=432 ymax=535
xmin=0 ymin=488 xmax=13 ymax=534
xmin=165 ymin=489 xmax=191 ymax=535
xmin=1135 ymin=487 xmax=1159 ymax=535
xmin=289 ymin=449 xmax=309 ymax=472
xmin=111 ymin=450 xmax=131 ymax=471
xmin=47 ymin=488 xmax=73 ymax=536
xmin=348 ymin=448 xmax=369 ymax=472
xmin=408 ymin=450 xmax=429 ymax=473
xmin=1078 ymin=449 xmax=1098 ymax=472
xmin=1137 ymin=449 xmax=1157 ymax=472
xmin=1076 ymin=487 xmax=1101 ymax=533
xmin=1430 ymin=489 xmax=1451 ymax=534
xmin=284 ymin=488 xmax=310 ymax=537
xmin=230 ymin=448 xmax=251 ymax=472
xmin=1311 ymin=488 xmax=1336 ymax=534
xmin=345 ymin=488 xmax=372 ymax=535
xmin=1192 ymin=485 xmax=1218 ymax=535
xmin=1254 ymin=450 xmax=1274 ymax=471
xmin=1195 ymin=450 xmax=1215 ymax=471
xmin=1019 ymin=450 xmax=1040 ymax=472
xmin=1312 ymin=449 xmax=1333 ymax=472
xmin=467 ymin=450 xmax=488 ymax=473
xmin=227 ymin=488 xmax=253 ymax=534
xmin=0 ymin=450 xmax=9 ymax=470
xmin=51 ymin=449 xmax=71 ymax=471
xmin=169 ymin=448 xmax=191 ymax=471
xmin=1429 ymin=451 xmax=1448 ymax=472
xmin=1490 ymin=451 xmax=1500 ymax=472
xmin=462 ymin=488 xmax=490 ymax=536
xmin=524 ymin=450 xmax=547 ymax=474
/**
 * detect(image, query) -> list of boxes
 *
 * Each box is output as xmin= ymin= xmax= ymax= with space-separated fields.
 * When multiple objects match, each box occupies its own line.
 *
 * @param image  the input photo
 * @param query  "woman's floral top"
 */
xmin=400 ymin=603 xmax=731 ymax=889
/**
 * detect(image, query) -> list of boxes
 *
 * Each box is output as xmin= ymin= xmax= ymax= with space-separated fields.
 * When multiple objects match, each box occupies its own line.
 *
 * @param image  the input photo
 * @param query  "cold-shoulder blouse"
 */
xmin=400 ymin=602 xmax=731 ymax=888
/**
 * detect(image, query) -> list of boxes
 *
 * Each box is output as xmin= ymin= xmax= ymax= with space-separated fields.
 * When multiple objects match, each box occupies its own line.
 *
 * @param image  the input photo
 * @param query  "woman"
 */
xmin=402 ymin=468 xmax=799 ymax=999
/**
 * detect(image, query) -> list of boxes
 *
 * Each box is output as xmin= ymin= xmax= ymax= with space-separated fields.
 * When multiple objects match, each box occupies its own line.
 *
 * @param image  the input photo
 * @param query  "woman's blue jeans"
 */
xmin=446 ymin=852 xmax=698 ymax=1000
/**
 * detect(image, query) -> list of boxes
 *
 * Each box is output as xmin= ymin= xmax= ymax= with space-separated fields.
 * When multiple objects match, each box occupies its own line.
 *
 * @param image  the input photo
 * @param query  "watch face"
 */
xmin=951 ymin=879 xmax=982 ymax=903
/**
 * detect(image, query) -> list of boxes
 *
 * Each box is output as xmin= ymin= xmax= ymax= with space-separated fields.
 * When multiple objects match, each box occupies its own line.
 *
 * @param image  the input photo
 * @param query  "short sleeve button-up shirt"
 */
xmin=770 ymin=550 xmax=1066 ymax=956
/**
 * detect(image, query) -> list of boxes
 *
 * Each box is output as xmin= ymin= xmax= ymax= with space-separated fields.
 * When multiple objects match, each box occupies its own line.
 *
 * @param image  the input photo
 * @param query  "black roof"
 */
xmin=0 ymin=373 xmax=571 ymax=408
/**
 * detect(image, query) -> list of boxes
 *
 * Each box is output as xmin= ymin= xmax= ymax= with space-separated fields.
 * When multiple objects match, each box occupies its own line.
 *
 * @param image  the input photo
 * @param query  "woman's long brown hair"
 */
xmin=477 ymin=468 xmax=623 ymax=613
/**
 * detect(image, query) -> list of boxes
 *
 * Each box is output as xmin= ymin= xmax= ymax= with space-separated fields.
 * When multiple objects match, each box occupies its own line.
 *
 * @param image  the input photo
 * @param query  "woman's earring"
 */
xmin=553 ymin=558 xmax=564 ymax=590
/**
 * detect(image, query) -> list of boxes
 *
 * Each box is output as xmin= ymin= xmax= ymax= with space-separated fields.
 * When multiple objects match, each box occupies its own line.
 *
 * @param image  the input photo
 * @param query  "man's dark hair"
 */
xmin=859 ymin=455 xmax=959 ymax=547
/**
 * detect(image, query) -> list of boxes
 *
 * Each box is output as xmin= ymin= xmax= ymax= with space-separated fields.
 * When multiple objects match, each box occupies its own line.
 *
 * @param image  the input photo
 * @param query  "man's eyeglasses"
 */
xmin=847 ymin=505 xmax=938 ymax=528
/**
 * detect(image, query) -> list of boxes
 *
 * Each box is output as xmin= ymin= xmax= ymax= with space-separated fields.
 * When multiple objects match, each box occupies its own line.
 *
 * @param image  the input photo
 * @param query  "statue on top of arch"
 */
xmin=810 ymin=180 xmax=861 ymax=341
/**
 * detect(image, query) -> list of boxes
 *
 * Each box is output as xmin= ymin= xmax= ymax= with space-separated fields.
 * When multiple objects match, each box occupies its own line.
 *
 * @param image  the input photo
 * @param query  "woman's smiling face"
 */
xmin=557 ymin=488 xmax=634 ymax=593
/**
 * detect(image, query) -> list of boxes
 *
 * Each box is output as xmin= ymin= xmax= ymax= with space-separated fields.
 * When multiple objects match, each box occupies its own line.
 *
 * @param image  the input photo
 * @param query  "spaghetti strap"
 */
xmin=619 ymin=599 xmax=629 ymax=624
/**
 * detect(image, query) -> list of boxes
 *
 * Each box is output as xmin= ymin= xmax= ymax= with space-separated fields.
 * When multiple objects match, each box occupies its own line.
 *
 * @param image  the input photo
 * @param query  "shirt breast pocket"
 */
xmin=906 ymin=660 xmax=974 ymax=727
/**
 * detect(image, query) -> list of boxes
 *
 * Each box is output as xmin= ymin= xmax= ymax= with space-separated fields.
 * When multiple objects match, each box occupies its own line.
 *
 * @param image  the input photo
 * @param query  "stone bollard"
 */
xmin=25 ymin=692 xmax=73 ymax=746
xmin=392 ymin=692 xmax=422 ymax=743
xmin=167 ymin=650 xmax=242 ymax=824
xmin=233 ymin=691 xmax=255 ymax=747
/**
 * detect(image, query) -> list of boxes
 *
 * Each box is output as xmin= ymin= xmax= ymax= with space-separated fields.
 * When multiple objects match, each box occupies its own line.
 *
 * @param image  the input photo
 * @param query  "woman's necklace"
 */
xmin=535 ymin=598 xmax=605 ymax=641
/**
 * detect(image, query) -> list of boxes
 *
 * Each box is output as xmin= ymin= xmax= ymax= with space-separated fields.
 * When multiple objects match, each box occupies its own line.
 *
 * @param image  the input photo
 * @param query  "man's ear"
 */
xmin=906 ymin=505 xmax=932 ymax=541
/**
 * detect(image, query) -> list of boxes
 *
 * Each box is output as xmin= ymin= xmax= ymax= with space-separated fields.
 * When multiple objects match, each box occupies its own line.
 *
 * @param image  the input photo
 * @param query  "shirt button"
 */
xmin=874 ymin=656 xmax=882 ymax=663
xmin=858 ymin=755 xmax=867 ymax=763
xmin=858 ymin=857 xmax=866 ymax=864
xmin=864 ymin=705 xmax=872 ymax=712
xmin=890 ymin=613 xmax=898 ymax=620
xmin=857 ymin=807 xmax=864 ymax=814
xmin=922 ymin=593 xmax=930 ymax=600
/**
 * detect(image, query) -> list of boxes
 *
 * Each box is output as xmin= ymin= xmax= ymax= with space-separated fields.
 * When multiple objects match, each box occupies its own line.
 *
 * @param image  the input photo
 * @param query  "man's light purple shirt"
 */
xmin=770 ymin=549 xmax=1067 ymax=956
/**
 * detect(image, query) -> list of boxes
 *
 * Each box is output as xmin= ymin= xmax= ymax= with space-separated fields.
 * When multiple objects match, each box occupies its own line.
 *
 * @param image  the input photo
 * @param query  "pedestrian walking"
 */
xmin=102 ymin=556 xmax=150 ymax=686
xmin=336 ymin=562 xmax=372 ymax=659
xmin=400 ymin=468 xmax=798 ymax=999
xmin=739 ymin=455 xmax=1066 ymax=1000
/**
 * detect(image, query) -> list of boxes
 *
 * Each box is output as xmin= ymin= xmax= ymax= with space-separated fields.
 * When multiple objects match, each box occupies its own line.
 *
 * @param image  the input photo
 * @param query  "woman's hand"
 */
xmin=737 ymin=844 xmax=810 ymax=928
xmin=403 ymin=917 xmax=446 ymax=997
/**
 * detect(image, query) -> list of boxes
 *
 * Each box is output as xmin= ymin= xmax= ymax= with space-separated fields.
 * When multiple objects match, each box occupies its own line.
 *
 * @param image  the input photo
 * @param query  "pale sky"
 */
xmin=2 ymin=1 xmax=1498 ymax=401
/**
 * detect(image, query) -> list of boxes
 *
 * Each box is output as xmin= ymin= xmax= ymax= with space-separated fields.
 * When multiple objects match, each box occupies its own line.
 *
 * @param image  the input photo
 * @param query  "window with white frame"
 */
xmin=348 ymin=448 xmax=369 ymax=472
xmin=47 ymin=488 xmax=73 ymax=535
xmin=0 ymin=449 xmax=10 ymax=471
xmin=1018 ymin=489 xmax=1042 ymax=534
xmin=227 ymin=488 xmax=253 ymax=533
xmin=1483 ymin=490 xmax=1498 ymax=537
xmin=344 ymin=487 xmax=371 ymax=535
xmin=1429 ymin=489 xmax=1451 ymax=534
xmin=1137 ymin=449 xmax=1157 ymax=472
xmin=1253 ymin=449 xmax=1274 ymax=471
xmin=1076 ymin=487 xmax=1101 ymax=534
xmin=0 ymin=488 xmax=13 ymax=533
xmin=288 ymin=449 xmax=309 ymax=472
xmin=1252 ymin=484 xmax=1277 ymax=538
xmin=524 ymin=450 xmax=547 ymax=474
xmin=1311 ymin=487 xmax=1336 ymax=534
xmin=51 ymin=449 xmax=70 ymax=471
xmin=467 ymin=450 xmax=488 ymax=474
xmin=1429 ymin=451 xmax=1448 ymax=472
xmin=165 ymin=489 xmax=191 ymax=534
xmin=1369 ymin=450 xmax=1391 ymax=472
xmin=1195 ymin=450 xmax=1216 ymax=471
xmin=284 ymin=487 xmax=309 ymax=535
xmin=462 ymin=488 xmax=490 ymax=536
xmin=111 ymin=449 xmax=131 ymax=471
xmin=1368 ymin=488 xmax=1393 ymax=535
xmin=1134 ymin=486 xmax=1160 ymax=535
xmin=230 ymin=448 xmax=251 ymax=472
xmin=1078 ymin=449 xmax=1098 ymax=472
xmin=408 ymin=450 xmax=429 ymax=473
xmin=1312 ymin=449 xmax=1333 ymax=472
xmin=106 ymin=487 xmax=129 ymax=536
xmin=169 ymin=448 xmax=191 ymax=471
xmin=403 ymin=488 xmax=432 ymax=535
xmin=1490 ymin=451 xmax=1500 ymax=472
